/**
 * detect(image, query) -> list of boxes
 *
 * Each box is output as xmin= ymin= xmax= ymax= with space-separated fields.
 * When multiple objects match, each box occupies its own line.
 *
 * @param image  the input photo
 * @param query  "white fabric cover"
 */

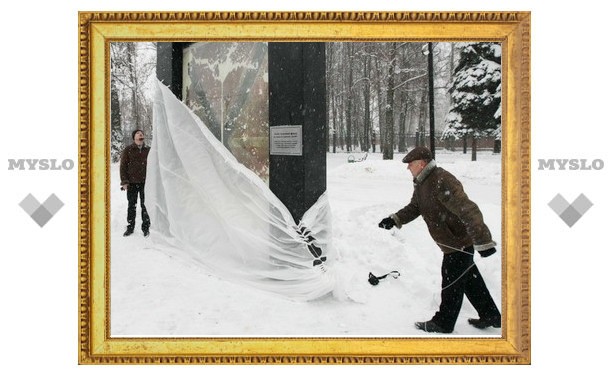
xmin=146 ymin=81 xmax=336 ymax=301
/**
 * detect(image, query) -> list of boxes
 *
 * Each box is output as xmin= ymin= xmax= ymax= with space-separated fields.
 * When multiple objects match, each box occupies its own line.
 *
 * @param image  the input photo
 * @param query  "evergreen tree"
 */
xmin=443 ymin=42 xmax=501 ymax=160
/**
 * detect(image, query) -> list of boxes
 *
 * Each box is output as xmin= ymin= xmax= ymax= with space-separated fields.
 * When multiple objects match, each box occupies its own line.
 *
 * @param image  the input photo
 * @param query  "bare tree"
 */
xmin=362 ymin=47 xmax=372 ymax=152
xmin=343 ymin=43 xmax=354 ymax=152
xmin=382 ymin=43 xmax=397 ymax=160
xmin=110 ymin=42 xmax=157 ymax=148
xmin=324 ymin=42 xmax=455 ymax=157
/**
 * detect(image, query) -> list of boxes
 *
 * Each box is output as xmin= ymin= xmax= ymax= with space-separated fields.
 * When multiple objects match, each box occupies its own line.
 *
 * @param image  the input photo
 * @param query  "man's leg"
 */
xmin=429 ymin=250 xmax=475 ymax=332
xmin=124 ymin=184 xmax=137 ymax=236
xmin=464 ymin=265 xmax=501 ymax=328
xmin=138 ymin=183 xmax=150 ymax=235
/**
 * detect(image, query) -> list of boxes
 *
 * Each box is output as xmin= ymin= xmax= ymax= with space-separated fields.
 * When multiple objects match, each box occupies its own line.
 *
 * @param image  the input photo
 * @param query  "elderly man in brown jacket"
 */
xmin=378 ymin=146 xmax=500 ymax=333
xmin=120 ymin=129 xmax=151 ymax=237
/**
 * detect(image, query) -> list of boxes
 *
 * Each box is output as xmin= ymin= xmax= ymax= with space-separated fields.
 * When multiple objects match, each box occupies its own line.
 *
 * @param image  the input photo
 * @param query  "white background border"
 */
xmin=1 ymin=0 xmax=609 ymax=375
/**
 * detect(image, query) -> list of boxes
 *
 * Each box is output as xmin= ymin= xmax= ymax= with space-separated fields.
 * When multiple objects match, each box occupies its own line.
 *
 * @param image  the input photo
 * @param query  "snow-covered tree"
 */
xmin=110 ymin=79 xmax=123 ymax=162
xmin=110 ymin=42 xmax=156 ymax=151
xmin=443 ymin=42 xmax=501 ymax=160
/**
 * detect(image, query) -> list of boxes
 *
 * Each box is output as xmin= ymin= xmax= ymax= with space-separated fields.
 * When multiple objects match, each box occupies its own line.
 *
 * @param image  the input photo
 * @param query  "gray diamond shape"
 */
xmin=571 ymin=193 xmax=593 ymax=214
xmin=30 ymin=205 xmax=53 ymax=227
xmin=19 ymin=193 xmax=41 ymax=215
xmin=549 ymin=193 xmax=594 ymax=228
xmin=548 ymin=193 xmax=569 ymax=216
xmin=42 ymin=193 xmax=64 ymax=215
xmin=559 ymin=205 xmax=582 ymax=228
xmin=19 ymin=193 xmax=65 ymax=227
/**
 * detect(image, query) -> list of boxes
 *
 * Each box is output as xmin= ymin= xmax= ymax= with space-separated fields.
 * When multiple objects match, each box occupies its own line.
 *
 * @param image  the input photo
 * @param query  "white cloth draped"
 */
xmin=146 ymin=81 xmax=336 ymax=300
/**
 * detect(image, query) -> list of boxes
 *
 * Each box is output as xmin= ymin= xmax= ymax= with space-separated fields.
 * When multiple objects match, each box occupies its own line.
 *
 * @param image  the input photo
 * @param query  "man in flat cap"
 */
xmin=378 ymin=146 xmax=500 ymax=334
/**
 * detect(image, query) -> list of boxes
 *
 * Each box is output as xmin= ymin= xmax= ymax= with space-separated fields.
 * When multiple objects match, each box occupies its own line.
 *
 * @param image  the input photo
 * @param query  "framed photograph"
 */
xmin=79 ymin=11 xmax=530 ymax=364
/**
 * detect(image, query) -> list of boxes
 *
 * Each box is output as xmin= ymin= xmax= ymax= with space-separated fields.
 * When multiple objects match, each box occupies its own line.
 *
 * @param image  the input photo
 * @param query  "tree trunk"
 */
xmin=363 ymin=52 xmax=371 ymax=152
xmin=127 ymin=43 xmax=141 ymax=132
xmin=326 ymin=44 xmax=332 ymax=153
xmin=383 ymin=43 xmax=397 ymax=160
xmin=344 ymin=44 xmax=353 ymax=152
xmin=417 ymin=91 xmax=427 ymax=147
xmin=339 ymin=97 xmax=346 ymax=151
xmin=450 ymin=43 xmax=455 ymax=81
xmin=331 ymin=94 xmax=337 ymax=153
xmin=374 ymin=59 xmax=385 ymax=153
xmin=471 ymin=136 xmax=478 ymax=161
xmin=494 ymin=139 xmax=501 ymax=153
xmin=354 ymin=119 xmax=361 ymax=151
xmin=427 ymin=42 xmax=435 ymax=159
xmin=332 ymin=129 xmax=337 ymax=153
xmin=398 ymin=96 xmax=407 ymax=153
xmin=371 ymin=132 xmax=376 ymax=153
xmin=110 ymin=78 xmax=123 ymax=162
xmin=398 ymin=110 xmax=406 ymax=153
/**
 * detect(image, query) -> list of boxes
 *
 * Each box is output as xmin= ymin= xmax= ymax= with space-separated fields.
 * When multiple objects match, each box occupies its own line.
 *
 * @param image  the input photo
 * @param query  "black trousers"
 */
xmin=126 ymin=183 xmax=150 ymax=231
xmin=431 ymin=246 xmax=500 ymax=331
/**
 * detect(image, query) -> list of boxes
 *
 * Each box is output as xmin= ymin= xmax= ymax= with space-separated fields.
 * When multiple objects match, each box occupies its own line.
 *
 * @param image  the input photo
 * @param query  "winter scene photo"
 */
xmin=110 ymin=41 xmax=502 ymax=337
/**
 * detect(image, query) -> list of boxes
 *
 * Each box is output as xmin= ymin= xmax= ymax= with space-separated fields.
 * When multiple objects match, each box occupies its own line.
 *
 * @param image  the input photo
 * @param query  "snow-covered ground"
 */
xmin=110 ymin=149 xmax=501 ymax=337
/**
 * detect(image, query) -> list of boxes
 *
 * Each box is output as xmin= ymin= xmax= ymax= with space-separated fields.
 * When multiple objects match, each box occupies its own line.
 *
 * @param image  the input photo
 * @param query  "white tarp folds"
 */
xmin=146 ymin=81 xmax=336 ymax=301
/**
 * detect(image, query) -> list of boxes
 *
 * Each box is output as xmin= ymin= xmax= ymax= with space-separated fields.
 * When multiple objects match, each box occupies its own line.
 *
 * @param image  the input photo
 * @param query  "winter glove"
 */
xmin=478 ymin=247 xmax=497 ymax=258
xmin=378 ymin=217 xmax=396 ymax=230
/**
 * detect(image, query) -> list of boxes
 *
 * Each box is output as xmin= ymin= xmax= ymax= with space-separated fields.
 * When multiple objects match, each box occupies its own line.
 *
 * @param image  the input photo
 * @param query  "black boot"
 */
xmin=415 ymin=320 xmax=452 ymax=334
xmin=468 ymin=317 xmax=501 ymax=329
xmin=123 ymin=227 xmax=134 ymax=237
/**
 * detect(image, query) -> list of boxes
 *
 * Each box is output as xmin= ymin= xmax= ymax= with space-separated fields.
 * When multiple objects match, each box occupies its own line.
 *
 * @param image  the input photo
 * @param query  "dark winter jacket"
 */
xmin=120 ymin=143 xmax=150 ymax=185
xmin=390 ymin=160 xmax=496 ymax=254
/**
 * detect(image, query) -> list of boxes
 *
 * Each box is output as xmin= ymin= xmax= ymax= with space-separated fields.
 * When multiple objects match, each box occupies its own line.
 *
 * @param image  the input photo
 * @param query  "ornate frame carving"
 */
xmin=78 ymin=11 xmax=530 ymax=364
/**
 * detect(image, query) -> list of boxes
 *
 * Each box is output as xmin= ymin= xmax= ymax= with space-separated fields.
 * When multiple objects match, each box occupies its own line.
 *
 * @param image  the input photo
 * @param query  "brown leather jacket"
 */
xmin=120 ymin=143 xmax=150 ymax=185
xmin=391 ymin=161 xmax=496 ymax=254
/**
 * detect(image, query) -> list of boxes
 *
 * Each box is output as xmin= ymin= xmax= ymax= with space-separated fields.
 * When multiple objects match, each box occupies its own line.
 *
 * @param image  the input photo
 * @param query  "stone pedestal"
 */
xmin=268 ymin=43 xmax=327 ymax=223
xmin=156 ymin=42 xmax=185 ymax=98
xmin=157 ymin=42 xmax=327 ymax=223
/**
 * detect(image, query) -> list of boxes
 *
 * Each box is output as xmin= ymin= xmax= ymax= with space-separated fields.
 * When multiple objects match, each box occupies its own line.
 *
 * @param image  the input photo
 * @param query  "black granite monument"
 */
xmin=157 ymin=42 xmax=327 ymax=223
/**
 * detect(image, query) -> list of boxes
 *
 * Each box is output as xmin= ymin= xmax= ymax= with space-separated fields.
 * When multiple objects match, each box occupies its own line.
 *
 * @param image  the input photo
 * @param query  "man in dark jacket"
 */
xmin=120 ymin=129 xmax=151 ymax=237
xmin=378 ymin=146 xmax=500 ymax=333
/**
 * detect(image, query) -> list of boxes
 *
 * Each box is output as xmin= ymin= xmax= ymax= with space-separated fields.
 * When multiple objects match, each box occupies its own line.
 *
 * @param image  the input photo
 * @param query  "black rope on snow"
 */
xmin=296 ymin=226 xmax=327 ymax=267
xmin=368 ymin=271 xmax=401 ymax=286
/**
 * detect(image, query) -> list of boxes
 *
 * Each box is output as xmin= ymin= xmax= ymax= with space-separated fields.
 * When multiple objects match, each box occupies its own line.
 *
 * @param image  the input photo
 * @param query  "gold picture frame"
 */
xmin=78 ymin=11 xmax=530 ymax=364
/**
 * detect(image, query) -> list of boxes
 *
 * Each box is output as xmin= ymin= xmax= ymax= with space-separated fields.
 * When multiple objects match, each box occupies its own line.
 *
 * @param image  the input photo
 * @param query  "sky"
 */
xmin=1 ymin=0 xmax=611 ymax=377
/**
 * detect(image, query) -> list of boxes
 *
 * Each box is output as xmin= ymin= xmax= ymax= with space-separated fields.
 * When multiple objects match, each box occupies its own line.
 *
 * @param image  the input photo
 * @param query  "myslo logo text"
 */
xmin=537 ymin=159 xmax=604 ymax=171
xmin=8 ymin=159 xmax=74 ymax=171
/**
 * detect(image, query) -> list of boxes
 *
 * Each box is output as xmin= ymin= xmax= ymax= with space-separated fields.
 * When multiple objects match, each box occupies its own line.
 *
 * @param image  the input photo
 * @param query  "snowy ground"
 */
xmin=110 ymin=149 xmax=502 ymax=337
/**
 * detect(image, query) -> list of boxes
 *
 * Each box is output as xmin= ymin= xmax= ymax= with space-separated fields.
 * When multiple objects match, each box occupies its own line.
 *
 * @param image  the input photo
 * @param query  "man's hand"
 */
xmin=378 ymin=217 xmax=396 ymax=230
xmin=121 ymin=184 xmax=129 ymax=191
xmin=478 ymin=247 xmax=497 ymax=258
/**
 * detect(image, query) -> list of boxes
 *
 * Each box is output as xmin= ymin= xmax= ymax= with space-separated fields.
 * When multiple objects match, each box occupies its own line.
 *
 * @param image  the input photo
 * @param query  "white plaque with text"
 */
xmin=270 ymin=125 xmax=303 ymax=156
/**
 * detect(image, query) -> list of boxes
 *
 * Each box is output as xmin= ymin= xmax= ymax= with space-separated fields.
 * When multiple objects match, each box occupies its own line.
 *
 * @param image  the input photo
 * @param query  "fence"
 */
xmin=329 ymin=132 xmax=498 ymax=152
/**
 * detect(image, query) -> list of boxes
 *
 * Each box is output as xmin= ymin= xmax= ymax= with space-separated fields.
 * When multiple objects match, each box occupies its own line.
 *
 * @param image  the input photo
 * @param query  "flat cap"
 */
xmin=402 ymin=146 xmax=433 ymax=163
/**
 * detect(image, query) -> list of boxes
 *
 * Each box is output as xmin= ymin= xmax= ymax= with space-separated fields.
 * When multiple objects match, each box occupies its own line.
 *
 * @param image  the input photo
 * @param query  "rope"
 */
xmin=434 ymin=243 xmax=477 ymax=291
xmin=436 ymin=242 xmax=474 ymax=256
xmin=441 ymin=262 xmax=476 ymax=291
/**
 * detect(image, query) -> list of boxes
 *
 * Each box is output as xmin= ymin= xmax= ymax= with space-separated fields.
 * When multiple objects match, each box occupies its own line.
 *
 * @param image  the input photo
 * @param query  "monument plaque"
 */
xmin=270 ymin=125 xmax=303 ymax=156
